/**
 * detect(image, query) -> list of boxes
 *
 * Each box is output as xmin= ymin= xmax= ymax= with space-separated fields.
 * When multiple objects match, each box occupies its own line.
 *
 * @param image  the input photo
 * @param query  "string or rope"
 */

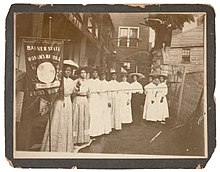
xmin=78 ymin=87 xmax=168 ymax=94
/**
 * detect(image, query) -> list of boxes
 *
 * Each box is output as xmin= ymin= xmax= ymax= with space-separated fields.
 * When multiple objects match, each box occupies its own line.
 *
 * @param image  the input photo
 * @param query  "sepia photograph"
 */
xmin=5 ymin=4 xmax=216 ymax=169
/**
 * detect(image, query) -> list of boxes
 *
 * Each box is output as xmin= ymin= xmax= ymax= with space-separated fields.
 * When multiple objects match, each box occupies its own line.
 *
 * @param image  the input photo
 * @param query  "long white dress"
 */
xmin=142 ymin=82 xmax=158 ymax=121
xmin=41 ymin=77 xmax=74 ymax=152
xmin=108 ymin=80 xmax=122 ymax=130
xmin=88 ymin=78 xmax=104 ymax=137
xmin=157 ymin=82 xmax=169 ymax=121
xmin=119 ymin=81 xmax=132 ymax=123
xmin=72 ymin=78 xmax=90 ymax=144
xmin=100 ymin=79 xmax=112 ymax=134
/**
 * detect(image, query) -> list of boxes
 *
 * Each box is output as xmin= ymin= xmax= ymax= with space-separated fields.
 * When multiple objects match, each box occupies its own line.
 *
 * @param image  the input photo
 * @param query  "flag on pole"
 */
xmin=23 ymin=38 xmax=64 ymax=103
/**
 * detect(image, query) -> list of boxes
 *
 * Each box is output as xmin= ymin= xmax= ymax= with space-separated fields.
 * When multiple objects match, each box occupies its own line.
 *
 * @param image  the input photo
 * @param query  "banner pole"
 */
xmin=49 ymin=16 xmax=52 ymax=38
xmin=48 ymin=103 xmax=52 ymax=152
xmin=48 ymin=16 xmax=52 ymax=152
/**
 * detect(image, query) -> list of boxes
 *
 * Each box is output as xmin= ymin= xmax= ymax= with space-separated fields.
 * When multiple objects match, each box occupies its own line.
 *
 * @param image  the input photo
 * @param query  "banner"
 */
xmin=23 ymin=38 xmax=64 ymax=102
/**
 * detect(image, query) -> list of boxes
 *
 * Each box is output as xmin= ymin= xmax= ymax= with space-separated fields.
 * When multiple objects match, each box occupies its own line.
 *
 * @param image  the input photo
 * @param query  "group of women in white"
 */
xmin=142 ymin=73 xmax=169 ymax=124
xmin=40 ymin=59 xmax=169 ymax=152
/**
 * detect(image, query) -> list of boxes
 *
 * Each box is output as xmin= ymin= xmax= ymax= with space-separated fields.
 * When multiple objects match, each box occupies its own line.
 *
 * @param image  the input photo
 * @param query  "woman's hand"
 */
xmin=127 ymin=100 xmax=131 ymax=105
xmin=76 ymin=80 xmax=81 ymax=88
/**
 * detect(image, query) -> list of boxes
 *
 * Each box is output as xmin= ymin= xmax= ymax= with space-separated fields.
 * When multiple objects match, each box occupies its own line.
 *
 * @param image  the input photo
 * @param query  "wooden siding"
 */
xmin=166 ymin=24 xmax=205 ymax=73
xmin=171 ymin=24 xmax=204 ymax=48
xmin=168 ymin=47 xmax=204 ymax=73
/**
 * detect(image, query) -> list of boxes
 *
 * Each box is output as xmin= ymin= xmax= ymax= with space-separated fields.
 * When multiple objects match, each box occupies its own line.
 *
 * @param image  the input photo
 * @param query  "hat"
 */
xmin=158 ymin=72 xmax=168 ymax=79
xmin=75 ymin=66 xmax=90 ymax=76
xmin=128 ymin=72 xmax=145 ymax=80
xmin=110 ymin=68 xmax=117 ymax=74
xmin=63 ymin=60 xmax=79 ymax=68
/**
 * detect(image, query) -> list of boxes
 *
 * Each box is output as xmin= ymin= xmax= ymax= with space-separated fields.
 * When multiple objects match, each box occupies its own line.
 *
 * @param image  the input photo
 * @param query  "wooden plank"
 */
xmin=171 ymin=25 xmax=204 ymax=47
xmin=177 ymin=67 xmax=186 ymax=122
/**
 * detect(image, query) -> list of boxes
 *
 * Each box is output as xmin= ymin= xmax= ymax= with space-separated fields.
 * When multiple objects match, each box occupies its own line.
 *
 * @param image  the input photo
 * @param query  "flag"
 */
xmin=23 ymin=38 xmax=64 ymax=103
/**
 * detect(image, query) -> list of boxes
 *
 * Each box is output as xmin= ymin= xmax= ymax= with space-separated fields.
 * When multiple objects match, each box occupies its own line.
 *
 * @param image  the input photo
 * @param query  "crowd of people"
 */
xmin=40 ymin=59 xmax=169 ymax=152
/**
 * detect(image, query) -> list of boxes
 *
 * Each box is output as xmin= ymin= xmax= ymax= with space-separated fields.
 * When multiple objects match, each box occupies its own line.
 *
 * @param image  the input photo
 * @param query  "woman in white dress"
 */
xmin=157 ymin=74 xmax=169 ymax=123
xmin=142 ymin=74 xmax=157 ymax=121
xmin=143 ymin=76 xmax=160 ymax=122
xmin=108 ymin=69 xmax=122 ymax=130
xmin=119 ymin=74 xmax=132 ymax=124
xmin=41 ymin=60 xmax=78 ymax=152
xmin=129 ymin=73 xmax=144 ymax=125
xmin=88 ymin=68 xmax=104 ymax=137
xmin=72 ymin=67 xmax=90 ymax=144
xmin=99 ymin=71 xmax=112 ymax=134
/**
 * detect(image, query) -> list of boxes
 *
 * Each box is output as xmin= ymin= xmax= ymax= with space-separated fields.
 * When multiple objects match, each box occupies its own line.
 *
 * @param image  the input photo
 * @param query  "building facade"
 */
xmin=165 ymin=15 xmax=205 ymax=125
xmin=16 ymin=13 xmax=115 ymax=71
xmin=167 ymin=16 xmax=205 ymax=73
xmin=15 ymin=12 xmax=115 ymax=150
xmin=110 ymin=13 xmax=151 ymax=80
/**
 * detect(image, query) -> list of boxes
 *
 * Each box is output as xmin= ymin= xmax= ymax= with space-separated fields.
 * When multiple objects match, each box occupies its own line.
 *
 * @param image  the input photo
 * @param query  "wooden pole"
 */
xmin=48 ymin=16 xmax=52 ymax=152
xmin=49 ymin=16 xmax=52 ymax=38
xmin=176 ymin=67 xmax=186 ymax=122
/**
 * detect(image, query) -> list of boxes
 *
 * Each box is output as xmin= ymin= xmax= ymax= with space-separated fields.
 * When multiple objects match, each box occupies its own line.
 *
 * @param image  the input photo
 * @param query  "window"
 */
xmin=118 ymin=27 xmax=139 ymax=47
xmin=182 ymin=49 xmax=191 ymax=63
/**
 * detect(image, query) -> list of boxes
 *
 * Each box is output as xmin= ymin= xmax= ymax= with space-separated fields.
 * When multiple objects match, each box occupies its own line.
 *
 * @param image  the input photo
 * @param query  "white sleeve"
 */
xmin=144 ymin=85 xmax=148 ymax=95
xmin=72 ymin=79 xmax=79 ymax=94
xmin=138 ymin=83 xmax=143 ymax=94
xmin=128 ymin=84 xmax=132 ymax=100
xmin=162 ymin=84 xmax=168 ymax=96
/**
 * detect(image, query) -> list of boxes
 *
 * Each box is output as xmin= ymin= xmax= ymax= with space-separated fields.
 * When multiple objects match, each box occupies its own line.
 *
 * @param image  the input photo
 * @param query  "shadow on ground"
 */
xmin=79 ymin=120 xmax=204 ymax=156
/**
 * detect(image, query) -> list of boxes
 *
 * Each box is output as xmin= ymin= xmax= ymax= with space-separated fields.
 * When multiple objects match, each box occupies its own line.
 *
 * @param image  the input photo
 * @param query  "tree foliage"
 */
xmin=141 ymin=14 xmax=195 ymax=51
xmin=143 ymin=14 xmax=195 ymax=31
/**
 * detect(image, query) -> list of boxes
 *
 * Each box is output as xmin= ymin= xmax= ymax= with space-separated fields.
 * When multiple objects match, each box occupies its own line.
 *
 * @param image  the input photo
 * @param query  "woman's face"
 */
xmin=80 ymin=70 xmax=87 ymax=79
xmin=153 ymin=77 xmax=160 ymax=86
xmin=92 ymin=70 xmax=99 ymax=79
xmin=64 ymin=66 xmax=72 ymax=78
xmin=112 ymin=73 xmax=117 ymax=80
xmin=149 ymin=77 xmax=153 ymax=83
xmin=133 ymin=75 xmax=138 ymax=81
xmin=100 ymin=73 xmax=106 ymax=80
xmin=160 ymin=76 xmax=164 ymax=82
xmin=122 ymin=75 xmax=127 ymax=82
